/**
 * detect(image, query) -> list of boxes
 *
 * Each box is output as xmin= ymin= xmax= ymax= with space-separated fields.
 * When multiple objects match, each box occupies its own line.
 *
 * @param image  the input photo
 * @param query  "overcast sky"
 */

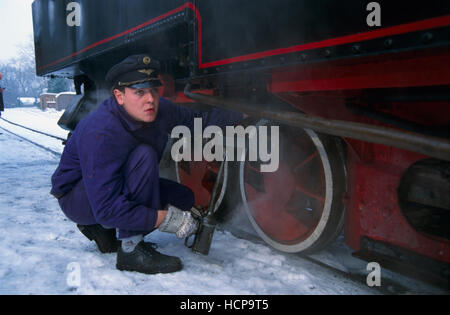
xmin=0 ymin=0 xmax=35 ymax=62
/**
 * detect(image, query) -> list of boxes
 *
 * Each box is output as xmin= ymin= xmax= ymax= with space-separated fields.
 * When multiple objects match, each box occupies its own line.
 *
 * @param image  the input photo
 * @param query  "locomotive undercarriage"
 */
xmin=169 ymin=56 xmax=450 ymax=287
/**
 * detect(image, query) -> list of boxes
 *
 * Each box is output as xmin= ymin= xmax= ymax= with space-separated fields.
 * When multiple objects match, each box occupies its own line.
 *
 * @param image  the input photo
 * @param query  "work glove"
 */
xmin=176 ymin=210 xmax=199 ymax=239
xmin=159 ymin=205 xmax=199 ymax=239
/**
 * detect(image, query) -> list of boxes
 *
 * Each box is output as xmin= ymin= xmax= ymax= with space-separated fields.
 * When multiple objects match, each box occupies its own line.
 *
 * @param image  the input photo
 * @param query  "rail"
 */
xmin=0 ymin=117 xmax=66 ymax=142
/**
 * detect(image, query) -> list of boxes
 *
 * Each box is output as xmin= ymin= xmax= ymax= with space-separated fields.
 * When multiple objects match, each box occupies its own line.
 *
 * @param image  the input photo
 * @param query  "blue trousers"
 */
xmin=58 ymin=145 xmax=195 ymax=239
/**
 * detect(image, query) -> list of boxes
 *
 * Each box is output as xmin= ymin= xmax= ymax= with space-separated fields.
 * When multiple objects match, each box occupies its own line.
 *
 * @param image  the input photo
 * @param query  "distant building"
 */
xmin=39 ymin=93 xmax=57 ymax=110
xmin=40 ymin=92 xmax=76 ymax=111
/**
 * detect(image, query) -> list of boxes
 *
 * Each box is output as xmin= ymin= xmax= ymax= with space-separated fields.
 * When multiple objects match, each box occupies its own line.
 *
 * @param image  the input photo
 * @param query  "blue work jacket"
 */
xmin=51 ymin=96 xmax=242 ymax=231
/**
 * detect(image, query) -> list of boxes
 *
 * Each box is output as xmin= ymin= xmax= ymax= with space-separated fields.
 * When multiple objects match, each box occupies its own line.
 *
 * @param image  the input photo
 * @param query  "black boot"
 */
xmin=77 ymin=224 xmax=120 ymax=253
xmin=116 ymin=241 xmax=183 ymax=274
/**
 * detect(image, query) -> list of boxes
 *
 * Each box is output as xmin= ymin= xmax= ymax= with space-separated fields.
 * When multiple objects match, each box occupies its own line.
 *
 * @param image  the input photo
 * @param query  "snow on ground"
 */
xmin=0 ymin=107 xmax=447 ymax=295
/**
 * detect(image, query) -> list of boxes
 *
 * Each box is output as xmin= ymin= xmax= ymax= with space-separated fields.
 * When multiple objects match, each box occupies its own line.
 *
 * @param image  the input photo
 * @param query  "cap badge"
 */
xmin=143 ymin=56 xmax=151 ymax=65
xmin=138 ymin=69 xmax=155 ymax=76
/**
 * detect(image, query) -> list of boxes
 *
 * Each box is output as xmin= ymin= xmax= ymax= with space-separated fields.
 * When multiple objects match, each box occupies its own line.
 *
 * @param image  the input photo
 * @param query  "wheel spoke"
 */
xmin=285 ymin=196 xmax=318 ymax=229
xmin=294 ymin=151 xmax=318 ymax=173
xmin=295 ymin=183 xmax=325 ymax=203
xmin=178 ymin=160 xmax=227 ymax=210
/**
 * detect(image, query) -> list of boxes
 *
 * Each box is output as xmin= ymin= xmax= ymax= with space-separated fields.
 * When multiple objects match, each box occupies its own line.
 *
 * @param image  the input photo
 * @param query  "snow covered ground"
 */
xmin=0 ymin=107 xmax=447 ymax=295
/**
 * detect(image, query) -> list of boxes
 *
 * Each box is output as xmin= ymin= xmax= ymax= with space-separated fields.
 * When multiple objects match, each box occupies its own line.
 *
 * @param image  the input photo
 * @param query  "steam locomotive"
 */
xmin=32 ymin=0 xmax=450 ymax=287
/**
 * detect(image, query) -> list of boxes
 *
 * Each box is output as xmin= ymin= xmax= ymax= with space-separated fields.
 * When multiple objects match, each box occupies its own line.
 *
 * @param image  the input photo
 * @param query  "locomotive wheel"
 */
xmin=239 ymin=124 xmax=346 ymax=254
xmin=175 ymin=159 xmax=228 ymax=212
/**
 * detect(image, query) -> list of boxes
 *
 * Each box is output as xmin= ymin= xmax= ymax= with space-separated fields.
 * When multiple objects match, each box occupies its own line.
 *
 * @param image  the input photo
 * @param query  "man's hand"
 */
xmin=155 ymin=210 xmax=168 ymax=228
xmin=158 ymin=205 xmax=199 ymax=238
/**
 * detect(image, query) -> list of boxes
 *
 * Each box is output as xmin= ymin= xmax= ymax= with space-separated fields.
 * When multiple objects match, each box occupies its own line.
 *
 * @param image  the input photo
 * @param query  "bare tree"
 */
xmin=0 ymin=36 xmax=48 ymax=107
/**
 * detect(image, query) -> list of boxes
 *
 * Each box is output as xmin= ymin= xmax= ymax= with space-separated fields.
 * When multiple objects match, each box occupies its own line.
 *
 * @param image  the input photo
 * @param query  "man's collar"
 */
xmin=109 ymin=96 xmax=146 ymax=131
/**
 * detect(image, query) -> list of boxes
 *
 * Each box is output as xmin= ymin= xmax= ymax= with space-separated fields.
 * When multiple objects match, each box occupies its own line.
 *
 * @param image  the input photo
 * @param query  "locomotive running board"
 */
xmin=353 ymin=237 xmax=450 ymax=290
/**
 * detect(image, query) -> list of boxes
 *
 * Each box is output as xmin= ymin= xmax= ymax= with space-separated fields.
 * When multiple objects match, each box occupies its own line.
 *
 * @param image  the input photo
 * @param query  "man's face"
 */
xmin=114 ymin=87 xmax=160 ymax=123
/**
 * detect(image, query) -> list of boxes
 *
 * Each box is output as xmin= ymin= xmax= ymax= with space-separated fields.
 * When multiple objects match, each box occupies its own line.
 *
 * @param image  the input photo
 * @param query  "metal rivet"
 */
xmin=422 ymin=32 xmax=434 ymax=43
xmin=352 ymin=44 xmax=362 ymax=54
xmin=384 ymin=38 xmax=393 ymax=48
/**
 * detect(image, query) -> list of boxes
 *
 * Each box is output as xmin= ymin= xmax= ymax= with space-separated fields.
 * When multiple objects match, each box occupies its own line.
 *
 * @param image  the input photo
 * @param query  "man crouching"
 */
xmin=50 ymin=55 xmax=242 ymax=274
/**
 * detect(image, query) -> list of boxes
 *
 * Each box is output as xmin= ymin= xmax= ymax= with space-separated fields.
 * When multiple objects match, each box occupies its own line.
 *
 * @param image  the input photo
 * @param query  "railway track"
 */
xmin=0 ymin=116 xmax=446 ymax=295
xmin=0 ymin=117 xmax=66 ymax=142
xmin=0 ymin=117 xmax=64 ymax=157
